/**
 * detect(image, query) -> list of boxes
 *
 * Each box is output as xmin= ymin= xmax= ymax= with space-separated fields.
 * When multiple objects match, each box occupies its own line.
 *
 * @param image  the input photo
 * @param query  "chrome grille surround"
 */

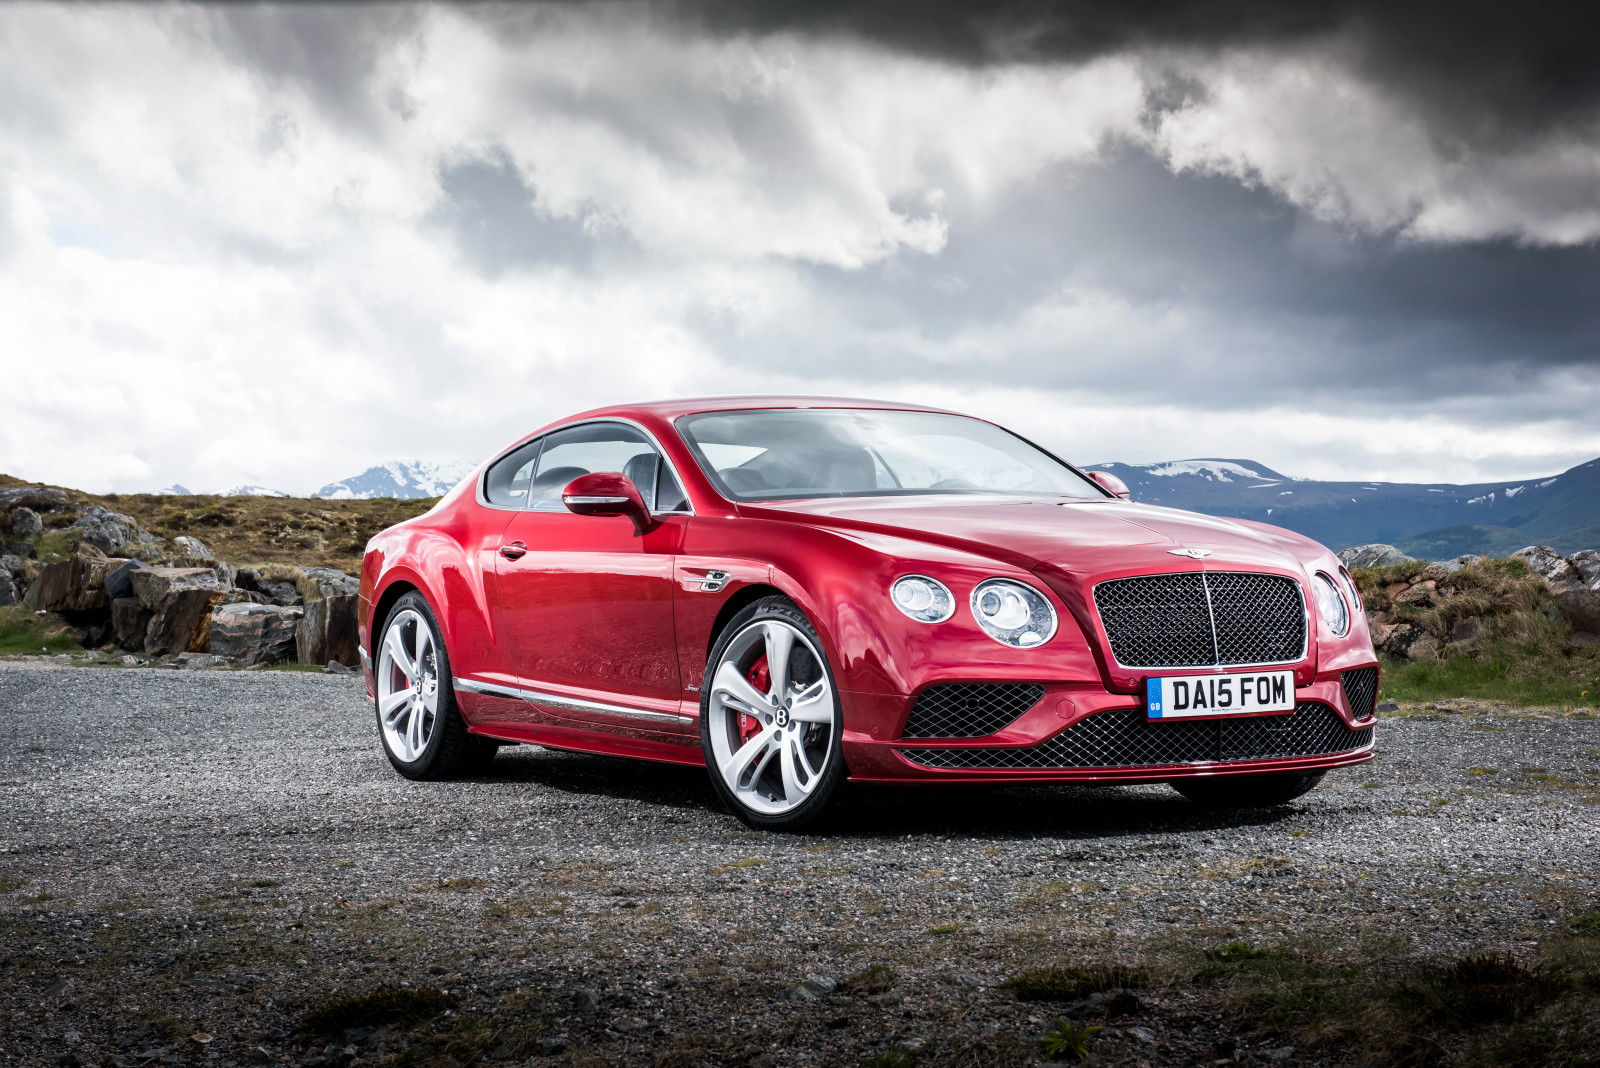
xmin=899 ymin=701 xmax=1371 ymax=771
xmin=1340 ymin=666 xmax=1379 ymax=721
xmin=1092 ymin=571 xmax=1307 ymax=669
xmin=901 ymin=683 xmax=1046 ymax=739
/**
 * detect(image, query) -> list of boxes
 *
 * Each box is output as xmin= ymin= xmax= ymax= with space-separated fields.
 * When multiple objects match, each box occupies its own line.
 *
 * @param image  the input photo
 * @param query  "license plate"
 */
xmin=1145 ymin=670 xmax=1295 ymax=719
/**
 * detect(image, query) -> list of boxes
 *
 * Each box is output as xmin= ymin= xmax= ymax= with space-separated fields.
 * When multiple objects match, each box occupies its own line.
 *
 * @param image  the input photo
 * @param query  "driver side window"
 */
xmin=526 ymin=422 xmax=688 ymax=513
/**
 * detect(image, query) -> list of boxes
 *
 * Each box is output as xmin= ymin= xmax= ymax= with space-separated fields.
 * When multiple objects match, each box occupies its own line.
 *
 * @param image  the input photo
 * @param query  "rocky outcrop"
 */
xmin=0 ymin=569 xmax=16 ymax=606
xmin=1513 ymin=545 xmax=1600 ymax=633
xmin=131 ymin=567 xmax=222 ymax=656
xmin=69 ymin=506 xmax=157 ymax=555
xmin=8 ymin=507 xmax=43 ymax=539
xmin=172 ymin=535 xmax=214 ymax=560
xmin=111 ymin=597 xmax=153 ymax=651
xmin=1337 ymin=544 xmax=1418 ymax=569
xmin=23 ymin=544 xmax=136 ymax=614
xmin=0 ymin=487 xmax=68 ymax=512
xmin=236 ymin=568 xmax=301 ymax=607
xmin=295 ymin=567 xmax=360 ymax=666
xmin=0 ymin=555 xmax=27 ymax=605
xmin=209 ymin=603 xmax=303 ymax=665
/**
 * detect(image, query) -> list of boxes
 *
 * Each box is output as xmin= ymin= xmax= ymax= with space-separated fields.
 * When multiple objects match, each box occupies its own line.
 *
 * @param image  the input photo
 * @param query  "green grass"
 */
xmin=0 ymin=604 xmax=80 ymax=655
xmin=0 ymin=876 xmax=28 ymax=893
xmin=1037 ymin=1019 xmax=1100 ymax=1061
xmin=1379 ymin=655 xmax=1600 ymax=709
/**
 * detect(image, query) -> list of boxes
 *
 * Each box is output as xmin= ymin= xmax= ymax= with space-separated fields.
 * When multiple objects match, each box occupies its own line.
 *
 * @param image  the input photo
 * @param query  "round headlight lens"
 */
xmin=970 ymin=578 xmax=1057 ymax=648
xmin=1312 ymin=572 xmax=1349 ymax=636
xmin=890 ymin=575 xmax=955 ymax=623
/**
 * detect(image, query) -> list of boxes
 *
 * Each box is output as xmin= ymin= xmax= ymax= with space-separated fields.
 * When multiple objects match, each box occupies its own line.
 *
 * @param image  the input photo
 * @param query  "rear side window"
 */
xmin=483 ymin=439 xmax=542 ymax=507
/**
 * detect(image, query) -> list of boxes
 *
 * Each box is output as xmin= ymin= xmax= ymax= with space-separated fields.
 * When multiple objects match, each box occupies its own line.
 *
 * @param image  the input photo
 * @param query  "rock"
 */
xmin=1262 ymin=1048 xmax=1297 ymax=1065
xmin=324 ymin=660 xmax=354 ymax=675
xmin=296 ymin=568 xmax=360 ymax=667
xmin=1126 ymin=1026 xmax=1157 ymax=1044
xmin=112 ymin=598 xmax=154 ymax=652
xmin=131 ymin=568 xmax=223 ymax=657
xmin=536 ymin=1037 xmax=568 ymax=1056
xmin=1511 ymin=546 xmax=1600 ymax=632
xmin=1374 ymin=622 xmax=1420 ymax=656
xmin=1450 ymin=616 xmax=1482 ymax=643
xmin=1338 ymin=544 xmax=1417 ymax=569
xmin=176 ymin=652 xmax=232 ymax=669
xmin=1572 ymin=549 xmax=1600 ymax=586
xmin=1573 ymin=631 xmax=1599 ymax=647
xmin=171 ymin=535 xmax=214 ymax=560
xmin=572 ymin=988 xmax=601 ymax=1015
xmin=103 ymin=559 xmax=146 ymax=601
xmin=69 ymin=506 xmax=145 ymax=554
xmin=1394 ymin=580 xmax=1438 ymax=606
xmin=1512 ymin=545 xmax=1575 ymax=583
xmin=0 ymin=569 xmax=16 ymax=606
xmin=4 ymin=540 xmax=35 ymax=559
xmin=209 ymin=603 xmax=303 ymax=666
xmin=8 ymin=506 xmax=43 ymax=539
xmin=0 ymin=486 xmax=68 ymax=511
xmin=1408 ymin=634 xmax=1441 ymax=662
xmin=237 ymin=568 xmax=300 ymax=607
xmin=23 ymin=544 xmax=127 ymax=614
xmin=789 ymin=976 xmax=839 ymax=1000
xmin=1436 ymin=554 xmax=1483 ymax=573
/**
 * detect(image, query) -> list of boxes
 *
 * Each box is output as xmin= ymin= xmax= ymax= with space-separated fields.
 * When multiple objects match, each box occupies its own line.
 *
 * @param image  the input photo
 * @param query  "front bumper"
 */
xmin=841 ymin=673 xmax=1376 ymax=784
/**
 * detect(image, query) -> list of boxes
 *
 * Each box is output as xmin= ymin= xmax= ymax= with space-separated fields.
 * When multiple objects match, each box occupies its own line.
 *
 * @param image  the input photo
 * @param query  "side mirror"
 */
xmin=1087 ymin=470 xmax=1131 ymax=500
xmin=562 ymin=472 xmax=655 ymax=535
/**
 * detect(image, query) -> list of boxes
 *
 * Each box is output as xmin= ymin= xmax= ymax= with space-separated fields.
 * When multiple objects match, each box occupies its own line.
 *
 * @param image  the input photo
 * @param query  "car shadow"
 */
xmin=476 ymin=744 xmax=1305 ymax=841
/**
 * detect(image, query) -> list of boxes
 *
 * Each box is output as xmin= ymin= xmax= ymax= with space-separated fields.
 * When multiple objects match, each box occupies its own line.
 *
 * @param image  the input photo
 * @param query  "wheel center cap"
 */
xmin=774 ymin=707 xmax=790 ymax=728
xmin=422 ymin=676 xmax=437 ymax=698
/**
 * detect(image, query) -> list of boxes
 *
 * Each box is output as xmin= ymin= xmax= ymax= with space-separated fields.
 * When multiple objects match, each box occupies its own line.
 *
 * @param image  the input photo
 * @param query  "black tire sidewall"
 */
xmin=376 ymin=591 xmax=462 ymax=779
xmin=700 ymin=596 xmax=848 ymax=831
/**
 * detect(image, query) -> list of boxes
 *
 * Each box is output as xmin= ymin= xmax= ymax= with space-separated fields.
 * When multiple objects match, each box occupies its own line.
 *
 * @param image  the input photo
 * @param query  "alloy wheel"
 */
xmin=377 ymin=608 xmax=439 ymax=763
xmin=706 ymin=619 xmax=836 ymax=816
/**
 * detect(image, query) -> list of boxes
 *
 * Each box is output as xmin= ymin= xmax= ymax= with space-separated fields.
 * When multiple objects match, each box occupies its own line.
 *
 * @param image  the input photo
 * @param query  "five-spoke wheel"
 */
xmin=703 ymin=597 xmax=845 ymax=829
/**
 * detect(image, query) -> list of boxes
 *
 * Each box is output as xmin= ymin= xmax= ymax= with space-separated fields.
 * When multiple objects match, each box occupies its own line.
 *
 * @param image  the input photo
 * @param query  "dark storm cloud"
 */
xmin=680 ymin=0 xmax=1600 ymax=149
xmin=710 ymin=151 xmax=1600 ymax=413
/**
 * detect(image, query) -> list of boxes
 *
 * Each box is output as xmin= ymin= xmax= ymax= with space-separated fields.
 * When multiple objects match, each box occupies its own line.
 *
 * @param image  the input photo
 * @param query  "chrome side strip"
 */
xmin=454 ymin=677 xmax=692 ymax=725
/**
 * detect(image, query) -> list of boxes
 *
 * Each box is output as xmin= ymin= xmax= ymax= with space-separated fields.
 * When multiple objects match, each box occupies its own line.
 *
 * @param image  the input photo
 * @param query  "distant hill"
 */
xmin=314 ymin=460 xmax=474 ymax=500
xmin=1083 ymin=457 xmax=1600 ymax=555
xmin=226 ymin=484 xmax=290 ymax=498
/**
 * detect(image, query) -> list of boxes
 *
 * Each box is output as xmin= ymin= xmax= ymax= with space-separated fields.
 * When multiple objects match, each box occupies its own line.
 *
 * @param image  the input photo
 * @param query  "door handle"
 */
xmin=499 ymin=541 xmax=527 ymax=560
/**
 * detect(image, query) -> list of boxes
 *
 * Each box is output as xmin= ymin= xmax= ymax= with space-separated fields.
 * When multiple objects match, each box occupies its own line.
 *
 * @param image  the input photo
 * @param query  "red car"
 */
xmin=358 ymin=397 xmax=1377 ymax=830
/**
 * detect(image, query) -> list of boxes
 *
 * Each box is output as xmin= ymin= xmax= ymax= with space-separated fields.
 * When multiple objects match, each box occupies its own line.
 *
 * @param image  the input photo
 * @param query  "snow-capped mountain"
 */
xmin=152 ymin=484 xmax=192 ymax=496
xmin=314 ymin=460 xmax=475 ymax=500
xmin=226 ymin=484 xmax=290 ymax=498
xmin=1083 ymin=456 xmax=1600 ymax=556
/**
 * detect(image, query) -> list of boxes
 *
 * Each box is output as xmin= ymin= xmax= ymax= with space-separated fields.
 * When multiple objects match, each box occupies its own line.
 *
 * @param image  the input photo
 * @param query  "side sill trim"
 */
xmin=454 ymin=677 xmax=692 ymax=725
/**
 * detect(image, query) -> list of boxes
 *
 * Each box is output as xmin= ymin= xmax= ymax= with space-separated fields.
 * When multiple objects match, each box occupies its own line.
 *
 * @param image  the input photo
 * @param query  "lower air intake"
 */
xmin=901 ymin=683 xmax=1045 ymax=739
xmin=899 ymin=702 xmax=1371 ymax=770
xmin=1341 ymin=667 xmax=1379 ymax=720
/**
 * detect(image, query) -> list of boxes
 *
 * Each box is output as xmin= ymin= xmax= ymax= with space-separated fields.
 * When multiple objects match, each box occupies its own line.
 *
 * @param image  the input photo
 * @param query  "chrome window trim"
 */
xmin=1090 ymin=570 xmax=1311 ymax=671
xmin=454 ymin=676 xmax=692 ymax=725
xmin=475 ymin=416 xmax=696 ymax=516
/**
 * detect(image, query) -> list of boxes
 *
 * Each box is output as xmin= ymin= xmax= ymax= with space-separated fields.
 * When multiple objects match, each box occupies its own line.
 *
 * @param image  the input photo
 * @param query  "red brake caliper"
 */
xmin=739 ymin=655 xmax=770 ymax=744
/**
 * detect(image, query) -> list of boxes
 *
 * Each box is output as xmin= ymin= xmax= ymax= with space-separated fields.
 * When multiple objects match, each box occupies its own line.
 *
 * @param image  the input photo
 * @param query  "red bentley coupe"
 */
xmin=358 ymin=397 xmax=1377 ymax=829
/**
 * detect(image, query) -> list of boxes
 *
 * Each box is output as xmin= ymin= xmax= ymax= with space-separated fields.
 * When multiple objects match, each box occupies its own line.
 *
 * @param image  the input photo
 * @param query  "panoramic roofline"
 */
xmin=563 ymin=395 xmax=965 ymax=423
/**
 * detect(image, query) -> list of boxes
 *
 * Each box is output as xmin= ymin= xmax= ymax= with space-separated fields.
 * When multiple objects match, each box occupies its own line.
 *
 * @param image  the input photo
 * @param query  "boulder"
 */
xmin=209 ymin=603 xmax=304 ymax=666
xmin=1435 ymin=554 xmax=1483 ymax=574
xmin=1408 ymin=634 xmax=1441 ymax=662
xmin=1511 ymin=545 xmax=1600 ymax=633
xmin=130 ymin=567 xmax=223 ymax=657
xmin=1394 ymin=580 xmax=1438 ymax=607
xmin=4 ymin=541 xmax=36 ymax=559
xmin=111 ymin=597 xmax=153 ymax=652
xmin=1511 ymin=545 xmax=1574 ymax=584
xmin=69 ymin=506 xmax=147 ymax=554
xmin=0 ymin=569 xmax=15 ymax=606
xmin=103 ymin=559 xmax=145 ymax=601
xmin=1338 ymin=544 xmax=1418 ymax=569
xmin=296 ymin=567 xmax=360 ymax=667
xmin=8 ymin=507 xmax=42 ymax=539
xmin=0 ymin=487 xmax=69 ymax=511
xmin=236 ymin=568 xmax=300 ymax=606
xmin=171 ymin=535 xmax=214 ymax=560
xmin=23 ymin=544 xmax=126 ymax=613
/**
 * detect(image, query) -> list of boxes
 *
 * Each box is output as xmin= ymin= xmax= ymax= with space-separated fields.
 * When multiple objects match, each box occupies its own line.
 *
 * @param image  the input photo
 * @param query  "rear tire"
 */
xmin=374 ymin=591 xmax=497 ymax=780
xmin=1169 ymin=770 xmax=1326 ymax=807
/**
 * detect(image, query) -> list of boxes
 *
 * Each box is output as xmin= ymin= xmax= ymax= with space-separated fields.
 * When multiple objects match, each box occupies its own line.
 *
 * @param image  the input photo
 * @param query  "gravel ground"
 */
xmin=2 ymin=663 xmax=1597 ymax=1068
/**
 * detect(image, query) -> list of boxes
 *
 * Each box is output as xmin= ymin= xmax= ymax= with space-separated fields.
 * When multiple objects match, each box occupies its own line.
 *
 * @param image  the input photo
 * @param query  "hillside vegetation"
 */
xmin=0 ymin=473 xmax=435 ymax=571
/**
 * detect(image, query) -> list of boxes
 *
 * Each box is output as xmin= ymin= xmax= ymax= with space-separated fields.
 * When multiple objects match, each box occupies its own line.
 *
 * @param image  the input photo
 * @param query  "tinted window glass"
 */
xmin=483 ymin=439 xmax=542 ymax=507
xmin=528 ymin=423 xmax=666 ymax=511
xmin=677 ymin=409 xmax=1106 ymax=501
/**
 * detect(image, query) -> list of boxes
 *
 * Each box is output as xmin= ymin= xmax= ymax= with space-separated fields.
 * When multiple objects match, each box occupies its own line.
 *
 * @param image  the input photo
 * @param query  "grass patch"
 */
xmin=0 ymin=875 xmax=28 ymax=893
xmin=1037 ymin=1019 xmax=1100 ymax=1062
xmin=1380 ymin=654 xmax=1599 ymax=709
xmin=301 ymin=985 xmax=457 ymax=1035
xmin=1397 ymin=953 xmax=1568 ymax=1029
xmin=841 ymin=964 xmax=895 ymax=995
xmin=244 ymin=879 xmax=281 ymax=888
xmin=861 ymin=1054 xmax=917 ymax=1068
xmin=1002 ymin=963 xmax=1146 ymax=1002
xmin=0 ymin=604 xmax=80 ymax=655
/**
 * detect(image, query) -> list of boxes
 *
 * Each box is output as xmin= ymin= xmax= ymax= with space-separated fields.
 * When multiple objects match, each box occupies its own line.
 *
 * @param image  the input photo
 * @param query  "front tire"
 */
xmin=374 ymin=591 xmax=497 ymax=780
xmin=1169 ymin=770 xmax=1326 ymax=807
xmin=701 ymin=596 xmax=848 ymax=831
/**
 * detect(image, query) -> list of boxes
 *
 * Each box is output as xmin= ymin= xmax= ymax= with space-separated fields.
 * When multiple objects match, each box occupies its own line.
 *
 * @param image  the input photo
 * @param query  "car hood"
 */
xmin=737 ymin=494 xmax=1310 ymax=575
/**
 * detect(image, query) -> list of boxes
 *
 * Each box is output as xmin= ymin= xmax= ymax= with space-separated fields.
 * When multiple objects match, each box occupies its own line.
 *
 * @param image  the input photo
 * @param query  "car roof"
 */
xmin=562 ymin=395 xmax=964 ymax=422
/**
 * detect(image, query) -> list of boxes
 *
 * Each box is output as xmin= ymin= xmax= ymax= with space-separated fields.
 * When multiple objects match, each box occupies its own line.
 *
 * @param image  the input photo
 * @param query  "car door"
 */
xmin=490 ymin=420 xmax=690 ymax=733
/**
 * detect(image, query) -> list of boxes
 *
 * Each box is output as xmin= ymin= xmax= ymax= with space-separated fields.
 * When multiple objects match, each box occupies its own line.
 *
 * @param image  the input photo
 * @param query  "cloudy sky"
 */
xmin=3 ymin=1 xmax=1599 ymax=495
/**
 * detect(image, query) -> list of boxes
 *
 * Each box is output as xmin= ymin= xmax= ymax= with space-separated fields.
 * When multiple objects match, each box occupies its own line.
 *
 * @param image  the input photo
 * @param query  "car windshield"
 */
xmin=676 ymin=408 xmax=1107 ymax=501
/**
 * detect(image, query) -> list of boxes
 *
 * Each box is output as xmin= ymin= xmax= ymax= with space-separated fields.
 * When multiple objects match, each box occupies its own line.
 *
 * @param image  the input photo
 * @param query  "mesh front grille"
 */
xmin=1341 ymin=667 xmax=1379 ymax=720
xmin=900 ymin=701 xmax=1370 ymax=770
xmin=901 ymin=683 xmax=1045 ymax=739
xmin=1092 ymin=572 xmax=1305 ymax=668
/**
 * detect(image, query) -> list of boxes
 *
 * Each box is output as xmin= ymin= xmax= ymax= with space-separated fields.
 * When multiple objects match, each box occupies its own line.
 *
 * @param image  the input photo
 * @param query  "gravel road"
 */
xmin=2 ymin=664 xmax=1597 ymax=1068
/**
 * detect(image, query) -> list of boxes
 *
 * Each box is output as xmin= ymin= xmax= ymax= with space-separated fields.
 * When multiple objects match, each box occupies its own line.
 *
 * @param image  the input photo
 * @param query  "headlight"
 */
xmin=890 ymin=575 xmax=955 ymax=623
xmin=1312 ymin=572 xmax=1349 ymax=636
xmin=970 ymin=578 xmax=1057 ymax=648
